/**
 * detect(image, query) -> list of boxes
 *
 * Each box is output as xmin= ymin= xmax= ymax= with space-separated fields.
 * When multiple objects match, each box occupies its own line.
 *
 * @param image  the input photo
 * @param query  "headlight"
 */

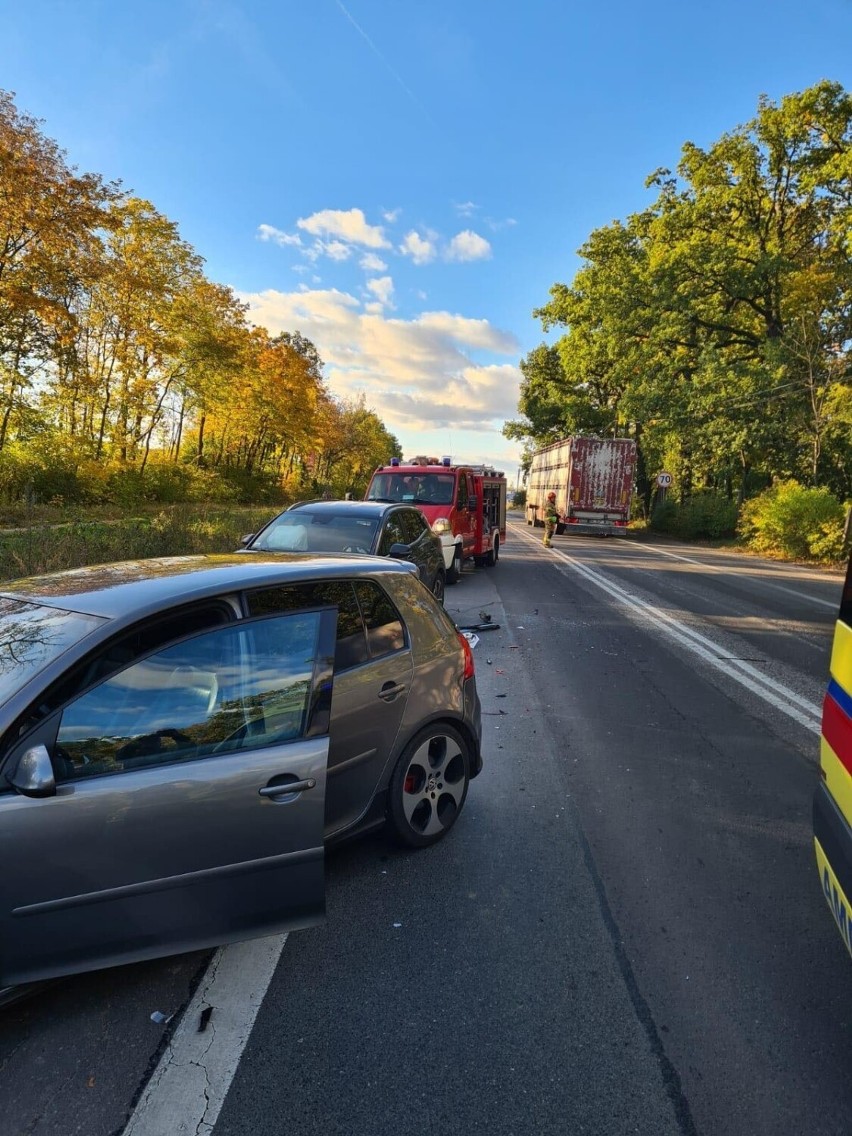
xmin=431 ymin=518 xmax=451 ymax=535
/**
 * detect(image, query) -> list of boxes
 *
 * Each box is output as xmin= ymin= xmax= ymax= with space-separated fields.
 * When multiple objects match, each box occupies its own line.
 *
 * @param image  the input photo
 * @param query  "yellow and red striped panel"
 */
xmin=815 ymin=555 xmax=852 ymax=956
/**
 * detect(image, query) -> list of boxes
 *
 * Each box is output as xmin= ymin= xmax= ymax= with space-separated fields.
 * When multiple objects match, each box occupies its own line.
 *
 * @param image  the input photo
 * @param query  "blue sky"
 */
xmin=3 ymin=0 xmax=851 ymax=483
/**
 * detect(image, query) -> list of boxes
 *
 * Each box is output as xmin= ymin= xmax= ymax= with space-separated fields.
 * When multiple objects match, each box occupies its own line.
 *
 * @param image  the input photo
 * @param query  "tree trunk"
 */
xmin=197 ymin=413 xmax=206 ymax=463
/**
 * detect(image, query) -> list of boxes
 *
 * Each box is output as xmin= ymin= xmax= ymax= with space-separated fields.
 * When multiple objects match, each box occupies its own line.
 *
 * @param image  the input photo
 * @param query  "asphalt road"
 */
xmin=0 ymin=524 xmax=849 ymax=1136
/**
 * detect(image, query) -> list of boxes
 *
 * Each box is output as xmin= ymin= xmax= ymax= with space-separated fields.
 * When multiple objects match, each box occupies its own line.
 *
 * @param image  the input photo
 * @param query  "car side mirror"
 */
xmin=7 ymin=744 xmax=56 ymax=799
xmin=467 ymin=495 xmax=478 ymax=512
xmin=240 ymin=533 xmax=254 ymax=547
xmin=388 ymin=542 xmax=411 ymax=559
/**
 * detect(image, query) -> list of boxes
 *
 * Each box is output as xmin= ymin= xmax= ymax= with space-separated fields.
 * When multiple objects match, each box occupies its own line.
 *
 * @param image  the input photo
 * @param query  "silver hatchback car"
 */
xmin=0 ymin=554 xmax=482 ymax=991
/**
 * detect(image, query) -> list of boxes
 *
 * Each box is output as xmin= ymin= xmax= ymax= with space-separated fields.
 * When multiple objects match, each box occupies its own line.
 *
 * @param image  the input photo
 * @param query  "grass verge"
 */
xmin=0 ymin=505 xmax=277 ymax=583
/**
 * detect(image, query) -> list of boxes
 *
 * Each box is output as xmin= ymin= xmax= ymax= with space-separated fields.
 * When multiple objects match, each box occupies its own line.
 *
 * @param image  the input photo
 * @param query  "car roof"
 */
xmin=285 ymin=500 xmax=411 ymax=518
xmin=0 ymin=553 xmax=414 ymax=621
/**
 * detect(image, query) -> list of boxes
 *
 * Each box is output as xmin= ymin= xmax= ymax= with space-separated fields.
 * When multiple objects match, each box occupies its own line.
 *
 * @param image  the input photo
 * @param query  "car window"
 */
xmin=53 ymin=613 xmax=324 ymax=782
xmin=378 ymin=514 xmax=408 ymax=555
xmin=246 ymin=581 xmax=368 ymax=671
xmin=8 ymin=603 xmax=235 ymax=745
xmin=256 ymin=514 xmax=379 ymax=554
xmin=354 ymin=580 xmax=406 ymax=658
xmin=0 ymin=599 xmax=104 ymax=708
xmin=456 ymin=475 xmax=468 ymax=509
xmin=400 ymin=509 xmax=428 ymax=544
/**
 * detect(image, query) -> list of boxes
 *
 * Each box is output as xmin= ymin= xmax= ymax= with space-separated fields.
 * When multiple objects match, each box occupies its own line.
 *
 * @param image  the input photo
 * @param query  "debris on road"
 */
xmin=150 ymin=1011 xmax=173 ymax=1025
xmin=198 ymin=1006 xmax=214 ymax=1032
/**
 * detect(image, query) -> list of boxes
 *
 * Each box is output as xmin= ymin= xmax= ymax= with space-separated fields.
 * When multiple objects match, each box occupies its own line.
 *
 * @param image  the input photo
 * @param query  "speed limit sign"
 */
xmin=656 ymin=472 xmax=673 ymax=488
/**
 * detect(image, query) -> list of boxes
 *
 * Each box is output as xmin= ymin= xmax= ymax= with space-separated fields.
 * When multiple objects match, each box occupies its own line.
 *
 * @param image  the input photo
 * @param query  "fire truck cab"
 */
xmin=366 ymin=458 xmax=507 ymax=583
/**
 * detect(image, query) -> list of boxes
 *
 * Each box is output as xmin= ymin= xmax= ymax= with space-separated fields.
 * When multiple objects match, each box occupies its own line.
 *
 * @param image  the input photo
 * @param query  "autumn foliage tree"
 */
xmin=0 ymin=90 xmax=399 ymax=505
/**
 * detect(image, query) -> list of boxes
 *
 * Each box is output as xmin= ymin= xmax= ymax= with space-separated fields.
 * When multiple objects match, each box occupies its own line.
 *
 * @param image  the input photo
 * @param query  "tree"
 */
xmin=518 ymin=82 xmax=852 ymax=504
xmin=0 ymin=89 xmax=116 ymax=450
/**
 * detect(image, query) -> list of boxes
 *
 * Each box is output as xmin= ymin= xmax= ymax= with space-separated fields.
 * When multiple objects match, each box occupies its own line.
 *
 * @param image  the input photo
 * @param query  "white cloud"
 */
xmin=296 ymin=207 xmax=389 ymax=249
xmin=399 ymin=230 xmax=436 ymax=265
xmin=239 ymin=286 xmax=521 ymax=434
xmin=322 ymin=240 xmax=352 ymax=261
xmin=445 ymin=229 xmax=492 ymax=262
xmin=360 ymin=252 xmax=388 ymax=272
xmin=301 ymin=238 xmax=353 ymax=263
xmin=366 ymin=275 xmax=394 ymax=307
xmin=454 ymin=200 xmax=478 ymax=217
xmin=383 ymin=208 xmax=401 ymax=223
xmin=485 ymin=216 xmax=517 ymax=232
xmin=257 ymin=223 xmax=302 ymax=247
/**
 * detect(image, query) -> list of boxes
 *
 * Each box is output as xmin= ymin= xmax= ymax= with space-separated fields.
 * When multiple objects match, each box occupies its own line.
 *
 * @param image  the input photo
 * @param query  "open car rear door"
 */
xmin=0 ymin=607 xmax=336 ymax=986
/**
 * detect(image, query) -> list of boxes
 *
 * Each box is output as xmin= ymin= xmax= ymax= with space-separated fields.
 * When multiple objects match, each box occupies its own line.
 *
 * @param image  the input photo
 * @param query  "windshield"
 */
xmin=0 ymin=598 xmax=104 ymax=707
xmin=367 ymin=473 xmax=456 ymax=506
xmin=254 ymin=513 xmax=380 ymax=554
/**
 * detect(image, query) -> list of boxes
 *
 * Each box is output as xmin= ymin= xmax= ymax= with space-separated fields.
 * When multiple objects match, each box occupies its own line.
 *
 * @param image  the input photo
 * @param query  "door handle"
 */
xmin=378 ymin=682 xmax=406 ymax=702
xmin=259 ymin=778 xmax=316 ymax=799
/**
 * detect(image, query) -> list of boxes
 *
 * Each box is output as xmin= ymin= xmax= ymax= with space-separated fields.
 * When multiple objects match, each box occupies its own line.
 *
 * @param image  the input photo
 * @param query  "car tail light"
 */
xmin=457 ymin=631 xmax=475 ymax=681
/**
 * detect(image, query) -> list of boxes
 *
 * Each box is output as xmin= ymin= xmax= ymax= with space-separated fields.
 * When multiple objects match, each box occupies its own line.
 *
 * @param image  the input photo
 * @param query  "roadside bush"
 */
xmin=630 ymin=492 xmax=647 ymax=523
xmin=809 ymin=516 xmax=849 ymax=562
xmin=650 ymin=493 xmax=738 ymax=539
xmin=0 ymin=444 xmax=289 ymax=511
xmin=678 ymin=493 xmax=739 ymax=539
xmin=649 ymin=497 xmax=678 ymax=534
xmin=512 ymin=489 xmax=527 ymax=508
xmin=0 ymin=442 xmax=85 ymax=505
xmin=739 ymin=480 xmax=845 ymax=560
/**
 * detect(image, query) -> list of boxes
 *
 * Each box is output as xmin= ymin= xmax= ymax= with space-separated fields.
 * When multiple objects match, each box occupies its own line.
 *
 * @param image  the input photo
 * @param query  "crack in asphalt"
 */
xmin=577 ymin=825 xmax=700 ymax=1136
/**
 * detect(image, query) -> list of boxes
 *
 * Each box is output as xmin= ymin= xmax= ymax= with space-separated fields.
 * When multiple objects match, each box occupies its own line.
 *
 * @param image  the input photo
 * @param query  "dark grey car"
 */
xmin=242 ymin=500 xmax=447 ymax=604
xmin=0 ymin=554 xmax=481 ymax=991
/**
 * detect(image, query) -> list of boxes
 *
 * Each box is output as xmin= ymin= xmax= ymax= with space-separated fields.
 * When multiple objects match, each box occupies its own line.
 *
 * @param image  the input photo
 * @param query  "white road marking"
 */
xmin=123 ymin=934 xmax=287 ymax=1136
xmin=515 ymin=528 xmax=822 ymax=734
xmin=616 ymin=540 xmax=840 ymax=610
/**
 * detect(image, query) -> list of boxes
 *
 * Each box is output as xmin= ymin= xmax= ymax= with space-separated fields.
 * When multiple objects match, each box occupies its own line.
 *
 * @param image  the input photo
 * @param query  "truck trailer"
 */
xmin=526 ymin=436 xmax=636 ymax=536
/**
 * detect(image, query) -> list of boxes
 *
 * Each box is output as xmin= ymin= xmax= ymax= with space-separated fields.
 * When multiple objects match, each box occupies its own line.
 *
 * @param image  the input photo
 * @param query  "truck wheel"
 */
xmin=446 ymin=547 xmax=463 ymax=584
xmin=485 ymin=536 xmax=499 ymax=567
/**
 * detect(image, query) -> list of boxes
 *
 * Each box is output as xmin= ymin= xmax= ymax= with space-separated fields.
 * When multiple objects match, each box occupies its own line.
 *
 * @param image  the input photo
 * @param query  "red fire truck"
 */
xmin=366 ymin=458 xmax=507 ymax=583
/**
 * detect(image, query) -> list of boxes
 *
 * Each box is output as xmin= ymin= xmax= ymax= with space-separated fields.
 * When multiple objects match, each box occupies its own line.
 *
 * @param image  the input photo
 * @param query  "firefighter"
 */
xmin=543 ymin=491 xmax=559 ymax=547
